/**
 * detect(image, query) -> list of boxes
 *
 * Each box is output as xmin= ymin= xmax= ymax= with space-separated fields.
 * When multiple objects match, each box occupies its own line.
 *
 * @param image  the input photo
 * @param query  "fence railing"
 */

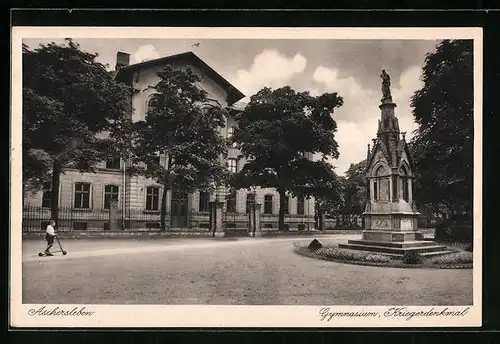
xmin=22 ymin=205 xmax=316 ymax=232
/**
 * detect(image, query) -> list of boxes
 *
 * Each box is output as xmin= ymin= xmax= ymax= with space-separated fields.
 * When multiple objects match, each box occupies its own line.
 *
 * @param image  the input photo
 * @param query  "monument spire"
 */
xmin=377 ymin=70 xmax=400 ymax=166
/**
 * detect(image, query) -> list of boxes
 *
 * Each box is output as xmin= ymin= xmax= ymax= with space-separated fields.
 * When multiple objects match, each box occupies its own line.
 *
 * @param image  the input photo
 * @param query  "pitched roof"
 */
xmin=366 ymin=139 xmax=392 ymax=173
xmin=115 ymin=51 xmax=245 ymax=106
xmin=396 ymin=139 xmax=415 ymax=172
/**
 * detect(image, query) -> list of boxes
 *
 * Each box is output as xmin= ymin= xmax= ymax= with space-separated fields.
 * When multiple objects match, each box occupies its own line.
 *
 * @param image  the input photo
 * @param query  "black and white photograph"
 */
xmin=10 ymin=27 xmax=482 ymax=328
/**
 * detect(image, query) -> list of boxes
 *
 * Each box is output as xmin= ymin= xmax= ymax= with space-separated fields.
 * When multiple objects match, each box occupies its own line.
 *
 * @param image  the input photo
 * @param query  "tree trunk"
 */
xmin=160 ymin=158 xmax=172 ymax=231
xmin=318 ymin=207 xmax=324 ymax=231
xmin=278 ymin=189 xmax=286 ymax=231
xmin=160 ymin=186 xmax=168 ymax=231
xmin=50 ymin=161 xmax=61 ymax=226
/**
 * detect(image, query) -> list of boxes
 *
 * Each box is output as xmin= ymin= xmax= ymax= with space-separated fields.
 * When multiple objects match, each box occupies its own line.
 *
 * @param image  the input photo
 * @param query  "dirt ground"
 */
xmin=21 ymin=235 xmax=473 ymax=305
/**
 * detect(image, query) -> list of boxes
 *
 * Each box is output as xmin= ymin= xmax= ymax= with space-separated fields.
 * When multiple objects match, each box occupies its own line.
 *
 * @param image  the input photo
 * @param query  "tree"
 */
xmin=313 ymin=168 xmax=343 ymax=230
xmin=231 ymin=86 xmax=343 ymax=231
xmin=341 ymin=160 xmax=367 ymax=228
xmin=129 ymin=66 xmax=228 ymax=231
xmin=410 ymin=40 xmax=473 ymax=221
xmin=23 ymin=39 xmax=132 ymax=222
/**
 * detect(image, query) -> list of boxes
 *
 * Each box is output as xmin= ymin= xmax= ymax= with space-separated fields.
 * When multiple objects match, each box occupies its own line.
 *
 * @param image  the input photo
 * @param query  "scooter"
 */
xmin=38 ymin=236 xmax=67 ymax=257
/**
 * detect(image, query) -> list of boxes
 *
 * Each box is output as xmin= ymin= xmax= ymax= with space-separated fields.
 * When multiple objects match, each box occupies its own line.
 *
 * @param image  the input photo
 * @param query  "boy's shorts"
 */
xmin=46 ymin=234 xmax=54 ymax=245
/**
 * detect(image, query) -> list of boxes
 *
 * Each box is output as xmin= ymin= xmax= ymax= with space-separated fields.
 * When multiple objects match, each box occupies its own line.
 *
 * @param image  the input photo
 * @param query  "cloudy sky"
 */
xmin=24 ymin=38 xmax=439 ymax=175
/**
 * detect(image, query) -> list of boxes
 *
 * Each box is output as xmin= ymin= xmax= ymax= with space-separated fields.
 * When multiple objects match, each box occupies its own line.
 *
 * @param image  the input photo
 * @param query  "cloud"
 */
xmin=131 ymin=44 xmax=161 ymax=64
xmin=313 ymin=65 xmax=423 ymax=175
xmin=313 ymin=66 xmax=371 ymax=99
xmin=232 ymin=49 xmax=307 ymax=100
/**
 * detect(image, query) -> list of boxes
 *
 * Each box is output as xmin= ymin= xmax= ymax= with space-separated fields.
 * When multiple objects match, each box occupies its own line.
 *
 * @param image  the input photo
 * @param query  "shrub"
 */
xmin=402 ymin=251 xmax=423 ymax=265
xmin=435 ymin=215 xmax=473 ymax=242
xmin=427 ymin=251 xmax=473 ymax=265
xmin=324 ymin=248 xmax=368 ymax=261
xmin=364 ymin=253 xmax=391 ymax=263
xmin=465 ymin=242 xmax=473 ymax=252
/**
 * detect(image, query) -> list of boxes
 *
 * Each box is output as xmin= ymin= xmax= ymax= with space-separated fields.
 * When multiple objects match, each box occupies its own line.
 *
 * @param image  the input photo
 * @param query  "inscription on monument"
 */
xmin=400 ymin=218 xmax=412 ymax=231
xmin=373 ymin=217 xmax=390 ymax=229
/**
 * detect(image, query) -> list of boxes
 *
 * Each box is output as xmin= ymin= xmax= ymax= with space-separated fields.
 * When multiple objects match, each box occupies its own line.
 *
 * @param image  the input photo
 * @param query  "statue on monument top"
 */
xmin=380 ymin=69 xmax=392 ymax=101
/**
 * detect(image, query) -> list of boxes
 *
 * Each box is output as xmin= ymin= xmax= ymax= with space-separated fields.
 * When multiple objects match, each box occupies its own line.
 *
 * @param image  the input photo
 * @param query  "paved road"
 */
xmin=22 ymin=235 xmax=473 ymax=305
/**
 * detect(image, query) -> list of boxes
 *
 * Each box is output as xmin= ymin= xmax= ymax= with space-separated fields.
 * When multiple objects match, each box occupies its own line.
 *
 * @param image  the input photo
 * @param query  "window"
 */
xmin=264 ymin=195 xmax=273 ymax=214
xmin=283 ymin=196 xmax=289 ymax=214
xmin=246 ymin=193 xmax=255 ymax=214
xmin=105 ymin=157 xmax=121 ymax=169
xmin=402 ymin=179 xmax=409 ymax=201
xmin=375 ymin=165 xmax=386 ymax=201
xmin=147 ymin=98 xmax=155 ymax=113
xmin=297 ymin=196 xmax=305 ymax=215
xmin=401 ymin=167 xmax=409 ymax=202
xmin=104 ymin=185 xmax=120 ymax=209
xmin=151 ymin=156 xmax=161 ymax=167
xmin=74 ymin=183 xmax=91 ymax=209
xmin=228 ymin=158 xmax=237 ymax=173
xmin=392 ymin=176 xmax=398 ymax=200
xmin=227 ymin=127 xmax=237 ymax=147
xmin=226 ymin=191 xmax=236 ymax=213
xmin=298 ymin=224 xmax=305 ymax=231
xmin=42 ymin=182 xmax=51 ymax=208
xmin=199 ymin=191 xmax=210 ymax=212
xmin=146 ymin=186 xmax=160 ymax=211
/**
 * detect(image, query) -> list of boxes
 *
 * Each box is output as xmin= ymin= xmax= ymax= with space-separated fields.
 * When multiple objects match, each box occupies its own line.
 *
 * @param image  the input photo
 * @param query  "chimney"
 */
xmin=115 ymin=51 xmax=130 ymax=71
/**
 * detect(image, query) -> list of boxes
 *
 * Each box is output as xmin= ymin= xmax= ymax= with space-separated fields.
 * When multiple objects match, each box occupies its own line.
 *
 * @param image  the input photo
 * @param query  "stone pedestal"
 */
xmin=339 ymin=202 xmax=449 ymax=257
xmin=248 ymin=203 xmax=262 ymax=237
xmin=362 ymin=209 xmax=422 ymax=242
xmin=209 ymin=201 xmax=225 ymax=237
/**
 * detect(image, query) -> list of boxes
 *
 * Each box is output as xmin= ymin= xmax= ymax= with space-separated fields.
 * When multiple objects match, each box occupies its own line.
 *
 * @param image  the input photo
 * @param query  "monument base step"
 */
xmin=362 ymin=230 xmax=424 ymax=242
xmin=338 ymin=240 xmax=452 ymax=257
xmin=346 ymin=239 xmax=436 ymax=249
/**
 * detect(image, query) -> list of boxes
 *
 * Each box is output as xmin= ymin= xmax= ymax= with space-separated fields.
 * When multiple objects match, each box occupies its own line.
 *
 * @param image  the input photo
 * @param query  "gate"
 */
xmin=171 ymin=191 xmax=188 ymax=228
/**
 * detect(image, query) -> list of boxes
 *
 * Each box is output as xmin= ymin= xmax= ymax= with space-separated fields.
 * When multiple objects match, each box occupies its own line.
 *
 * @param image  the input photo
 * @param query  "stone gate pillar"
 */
xmin=248 ymin=203 xmax=262 ymax=237
xmin=209 ymin=200 xmax=225 ymax=237
xmin=108 ymin=199 xmax=121 ymax=231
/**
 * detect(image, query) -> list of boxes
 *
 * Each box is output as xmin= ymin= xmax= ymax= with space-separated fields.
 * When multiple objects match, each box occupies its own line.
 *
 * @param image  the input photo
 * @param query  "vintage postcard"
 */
xmin=10 ymin=26 xmax=482 ymax=328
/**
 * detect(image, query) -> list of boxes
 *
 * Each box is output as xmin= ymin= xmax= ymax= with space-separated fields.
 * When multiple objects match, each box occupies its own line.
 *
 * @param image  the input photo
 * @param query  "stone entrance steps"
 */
xmin=338 ymin=240 xmax=452 ymax=257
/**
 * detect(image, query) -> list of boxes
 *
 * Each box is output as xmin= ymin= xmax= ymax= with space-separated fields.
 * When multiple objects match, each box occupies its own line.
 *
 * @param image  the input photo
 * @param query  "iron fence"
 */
xmin=22 ymin=205 xmax=316 ymax=232
xmin=22 ymin=205 xmax=174 ymax=232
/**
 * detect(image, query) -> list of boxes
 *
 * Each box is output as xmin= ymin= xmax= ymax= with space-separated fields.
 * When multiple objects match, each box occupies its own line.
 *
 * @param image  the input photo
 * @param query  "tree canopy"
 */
xmin=22 ymin=39 xmax=132 ymax=220
xmin=410 ymin=39 xmax=473 ymax=219
xmin=129 ymin=65 xmax=228 ymax=230
xmin=231 ymin=86 xmax=343 ymax=230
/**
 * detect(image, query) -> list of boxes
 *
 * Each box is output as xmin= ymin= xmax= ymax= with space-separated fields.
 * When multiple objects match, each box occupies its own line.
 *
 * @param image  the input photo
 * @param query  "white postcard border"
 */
xmin=10 ymin=26 xmax=483 ymax=328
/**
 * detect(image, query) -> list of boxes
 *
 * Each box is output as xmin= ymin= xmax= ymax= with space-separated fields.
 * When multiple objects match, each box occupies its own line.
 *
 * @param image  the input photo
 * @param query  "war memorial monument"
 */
xmin=338 ymin=71 xmax=451 ymax=257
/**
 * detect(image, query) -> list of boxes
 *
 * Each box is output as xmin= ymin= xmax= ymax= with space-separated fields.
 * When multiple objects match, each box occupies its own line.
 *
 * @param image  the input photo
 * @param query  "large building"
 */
xmin=23 ymin=51 xmax=315 ymax=233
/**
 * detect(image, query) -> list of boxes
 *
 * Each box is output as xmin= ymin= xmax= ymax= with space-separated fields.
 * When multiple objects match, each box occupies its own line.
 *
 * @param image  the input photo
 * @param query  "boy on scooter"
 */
xmin=44 ymin=220 xmax=56 ymax=256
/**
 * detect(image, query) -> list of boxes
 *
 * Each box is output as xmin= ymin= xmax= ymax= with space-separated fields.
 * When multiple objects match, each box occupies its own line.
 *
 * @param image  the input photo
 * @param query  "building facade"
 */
xmin=23 ymin=51 xmax=315 ymax=232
